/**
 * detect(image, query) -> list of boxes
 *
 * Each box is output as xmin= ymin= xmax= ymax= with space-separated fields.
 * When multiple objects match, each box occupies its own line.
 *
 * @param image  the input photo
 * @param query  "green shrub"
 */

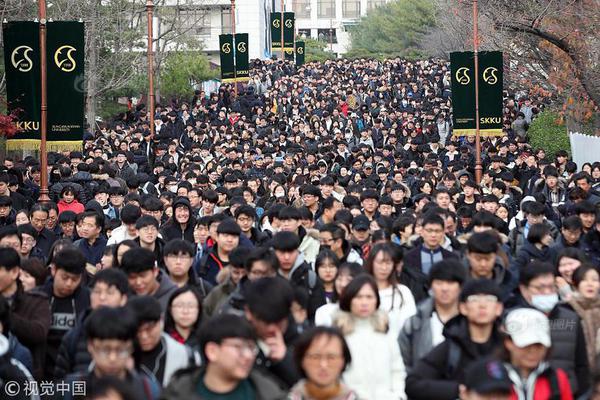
xmin=528 ymin=111 xmax=571 ymax=157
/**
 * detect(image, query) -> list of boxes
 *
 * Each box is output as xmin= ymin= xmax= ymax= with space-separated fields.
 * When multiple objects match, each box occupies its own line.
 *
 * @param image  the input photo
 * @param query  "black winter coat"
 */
xmin=53 ymin=310 xmax=92 ymax=379
xmin=405 ymin=315 xmax=503 ymax=400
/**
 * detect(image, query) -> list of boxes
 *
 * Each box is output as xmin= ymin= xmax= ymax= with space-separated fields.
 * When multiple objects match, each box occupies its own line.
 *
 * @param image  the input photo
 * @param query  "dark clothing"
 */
xmin=53 ymin=310 xmax=92 ymax=379
xmin=405 ymin=315 xmax=503 ymax=400
xmin=160 ymin=365 xmax=287 ymax=400
xmin=74 ymin=237 xmax=107 ymax=266
xmin=161 ymin=197 xmax=197 ymax=243
xmin=40 ymin=280 xmax=90 ymax=379
xmin=197 ymin=245 xmax=229 ymax=286
xmin=33 ymin=227 xmax=58 ymax=256
xmin=401 ymin=246 xmax=458 ymax=303
xmin=286 ymin=258 xmax=326 ymax=322
xmin=510 ymin=241 xmax=552 ymax=273
xmin=7 ymin=283 xmax=51 ymax=380
xmin=504 ymin=293 xmax=590 ymax=397
xmin=64 ymin=368 xmax=160 ymax=400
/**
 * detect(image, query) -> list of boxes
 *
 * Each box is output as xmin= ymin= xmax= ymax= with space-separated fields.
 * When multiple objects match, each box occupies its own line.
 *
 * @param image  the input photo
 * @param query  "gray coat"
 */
xmin=398 ymin=298 xmax=435 ymax=372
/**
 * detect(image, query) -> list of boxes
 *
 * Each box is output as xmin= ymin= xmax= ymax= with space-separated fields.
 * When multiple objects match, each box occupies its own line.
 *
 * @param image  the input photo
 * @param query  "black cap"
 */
xmin=217 ymin=218 xmax=241 ymax=236
xmin=464 ymin=357 xmax=512 ymax=395
xmin=352 ymin=215 xmax=370 ymax=231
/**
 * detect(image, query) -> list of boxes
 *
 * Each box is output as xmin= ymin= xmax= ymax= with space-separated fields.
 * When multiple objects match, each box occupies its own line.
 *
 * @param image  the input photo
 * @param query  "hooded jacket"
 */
xmin=506 ymin=361 xmax=573 ymax=400
xmin=510 ymin=241 xmax=552 ymax=273
xmin=161 ymin=197 xmax=196 ymax=243
xmin=405 ymin=315 xmax=503 ymax=400
xmin=399 ymin=297 xmax=438 ymax=372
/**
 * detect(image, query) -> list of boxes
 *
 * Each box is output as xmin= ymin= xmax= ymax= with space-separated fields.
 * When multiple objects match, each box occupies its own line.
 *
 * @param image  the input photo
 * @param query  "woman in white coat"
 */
xmin=365 ymin=243 xmax=416 ymax=339
xmin=333 ymin=274 xmax=406 ymax=400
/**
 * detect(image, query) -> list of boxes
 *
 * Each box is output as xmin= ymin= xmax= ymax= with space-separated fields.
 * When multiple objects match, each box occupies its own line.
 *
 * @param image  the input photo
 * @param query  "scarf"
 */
xmin=568 ymin=293 xmax=600 ymax=369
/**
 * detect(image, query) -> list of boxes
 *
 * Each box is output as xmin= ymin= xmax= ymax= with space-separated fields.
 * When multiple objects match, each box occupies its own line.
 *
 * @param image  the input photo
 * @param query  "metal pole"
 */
xmin=473 ymin=0 xmax=482 ymax=184
xmin=146 ymin=0 xmax=155 ymax=140
xmin=329 ymin=19 xmax=333 ymax=52
xmin=38 ymin=0 xmax=49 ymax=203
xmin=231 ymin=0 xmax=237 ymax=97
xmin=280 ymin=0 xmax=284 ymax=60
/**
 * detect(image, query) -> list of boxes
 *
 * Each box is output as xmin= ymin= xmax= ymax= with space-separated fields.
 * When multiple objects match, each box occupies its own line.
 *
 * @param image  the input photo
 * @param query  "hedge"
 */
xmin=528 ymin=111 xmax=571 ymax=157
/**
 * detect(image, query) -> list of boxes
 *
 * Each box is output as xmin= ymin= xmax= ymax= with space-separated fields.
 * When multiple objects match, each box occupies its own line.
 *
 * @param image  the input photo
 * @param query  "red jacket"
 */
xmin=508 ymin=365 xmax=572 ymax=400
xmin=57 ymin=199 xmax=85 ymax=215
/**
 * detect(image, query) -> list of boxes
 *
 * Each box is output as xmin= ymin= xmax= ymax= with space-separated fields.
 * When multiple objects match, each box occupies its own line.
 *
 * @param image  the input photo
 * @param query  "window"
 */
xmin=367 ymin=0 xmax=386 ymax=11
xmin=298 ymin=29 xmax=312 ymax=39
xmin=317 ymin=0 xmax=336 ymax=18
xmin=179 ymin=8 xmax=210 ymax=36
xmin=317 ymin=28 xmax=337 ymax=43
xmin=221 ymin=8 xmax=232 ymax=34
xmin=293 ymin=0 xmax=311 ymax=18
xmin=342 ymin=0 xmax=360 ymax=18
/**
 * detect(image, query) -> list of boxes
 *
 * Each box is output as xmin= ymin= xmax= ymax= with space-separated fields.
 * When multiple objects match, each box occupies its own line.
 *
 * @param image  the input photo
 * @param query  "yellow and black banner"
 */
xmin=234 ymin=33 xmax=249 ymax=82
xmin=283 ymin=12 xmax=295 ymax=51
xmin=219 ymin=33 xmax=249 ymax=83
xmin=295 ymin=41 xmax=305 ymax=66
xmin=270 ymin=13 xmax=282 ymax=52
xmin=284 ymin=48 xmax=295 ymax=61
xmin=219 ymin=34 xmax=235 ymax=82
xmin=2 ymin=20 xmax=85 ymax=151
xmin=451 ymin=51 xmax=503 ymax=137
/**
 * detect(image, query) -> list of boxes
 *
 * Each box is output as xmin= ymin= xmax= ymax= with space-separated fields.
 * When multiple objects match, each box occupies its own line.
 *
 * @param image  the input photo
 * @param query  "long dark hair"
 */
xmin=164 ymin=286 xmax=203 ymax=343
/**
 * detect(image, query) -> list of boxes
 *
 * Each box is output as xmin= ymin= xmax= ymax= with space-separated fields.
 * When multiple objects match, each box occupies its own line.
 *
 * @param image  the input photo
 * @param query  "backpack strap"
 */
xmin=307 ymin=268 xmax=317 ymax=295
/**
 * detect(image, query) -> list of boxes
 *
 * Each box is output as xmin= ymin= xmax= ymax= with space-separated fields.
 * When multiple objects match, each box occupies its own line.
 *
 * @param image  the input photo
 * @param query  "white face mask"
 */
xmin=531 ymin=293 xmax=558 ymax=313
xmin=275 ymin=192 xmax=285 ymax=198
xmin=168 ymin=186 xmax=177 ymax=193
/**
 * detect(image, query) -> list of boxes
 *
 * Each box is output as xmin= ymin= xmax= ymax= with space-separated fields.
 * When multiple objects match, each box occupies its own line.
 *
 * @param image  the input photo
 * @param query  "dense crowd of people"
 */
xmin=1 ymin=57 xmax=600 ymax=399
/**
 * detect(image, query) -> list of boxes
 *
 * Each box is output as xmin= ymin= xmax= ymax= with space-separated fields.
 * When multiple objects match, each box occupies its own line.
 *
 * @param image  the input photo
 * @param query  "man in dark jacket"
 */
xmin=30 ymin=204 xmax=58 ymax=256
xmin=399 ymin=259 xmax=465 ymax=372
xmin=160 ymin=197 xmax=196 ymax=243
xmin=464 ymin=231 xmax=516 ymax=301
xmin=121 ymin=247 xmax=177 ymax=313
xmin=244 ymin=277 xmax=301 ymax=390
xmin=63 ymin=306 xmax=160 ymax=400
xmin=504 ymin=261 xmax=590 ymax=397
xmin=547 ymin=215 xmax=583 ymax=265
xmin=405 ymin=279 xmax=505 ymax=400
xmin=0 ymin=248 xmax=50 ymax=379
xmin=161 ymin=314 xmax=286 ymax=400
xmin=41 ymin=247 xmax=91 ymax=379
xmin=272 ymin=231 xmax=326 ymax=322
xmin=235 ymin=204 xmax=269 ymax=247
xmin=163 ymin=239 xmax=213 ymax=297
xmin=402 ymin=213 xmax=458 ymax=303
xmin=198 ymin=218 xmax=242 ymax=286
xmin=53 ymin=268 xmax=129 ymax=379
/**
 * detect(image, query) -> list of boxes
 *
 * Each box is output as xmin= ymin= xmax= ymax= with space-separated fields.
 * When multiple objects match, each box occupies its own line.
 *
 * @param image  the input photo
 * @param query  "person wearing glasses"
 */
xmin=64 ymin=306 xmax=160 ymax=400
xmin=505 ymin=261 xmax=590 ymax=398
xmin=406 ymin=279 xmax=504 ymax=400
xmin=163 ymin=239 xmax=213 ymax=297
xmin=289 ymin=326 xmax=357 ymax=400
xmin=161 ymin=314 xmax=286 ymax=400
xmin=128 ymin=296 xmax=199 ymax=389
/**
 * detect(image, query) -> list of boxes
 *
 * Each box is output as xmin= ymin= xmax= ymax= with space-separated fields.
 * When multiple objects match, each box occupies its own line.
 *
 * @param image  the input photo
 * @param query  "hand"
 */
xmin=264 ymin=329 xmax=287 ymax=363
xmin=458 ymin=384 xmax=468 ymax=400
xmin=555 ymin=276 xmax=569 ymax=289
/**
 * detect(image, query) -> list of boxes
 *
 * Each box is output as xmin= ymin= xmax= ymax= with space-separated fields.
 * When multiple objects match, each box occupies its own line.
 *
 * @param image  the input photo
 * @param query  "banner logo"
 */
xmin=482 ymin=67 xmax=498 ymax=85
xmin=10 ymin=45 xmax=34 ymax=72
xmin=273 ymin=19 xmax=280 ymax=28
xmin=455 ymin=67 xmax=470 ymax=85
xmin=237 ymin=42 xmax=247 ymax=53
xmin=297 ymin=47 xmax=304 ymax=54
xmin=221 ymin=43 xmax=231 ymax=54
xmin=285 ymin=19 xmax=293 ymax=28
xmin=54 ymin=45 xmax=77 ymax=72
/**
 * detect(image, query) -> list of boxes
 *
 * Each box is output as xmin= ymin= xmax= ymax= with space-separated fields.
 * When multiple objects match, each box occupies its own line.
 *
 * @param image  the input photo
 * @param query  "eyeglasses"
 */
xmin=305 ymin=353 xmax=343 ymax=364
xmin=93 ymin=344 xmax=132 ymax=360
xmin=221 ymin=340 xmax=259 ymax=356
xmin=22 ymin=237 xmax=35 ymax=244
xmin=528 ymin=284 xmax=556 ymax=292
xmin=466 ymin=294 xmax=498 ymax=304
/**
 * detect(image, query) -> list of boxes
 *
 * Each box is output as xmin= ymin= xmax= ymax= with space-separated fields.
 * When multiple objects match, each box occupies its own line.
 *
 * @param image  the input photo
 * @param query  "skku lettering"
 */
xmin=15 ymin=121 xmax=40 ymax=131
xmin=480 ymin=117 xmax=502 ymax=124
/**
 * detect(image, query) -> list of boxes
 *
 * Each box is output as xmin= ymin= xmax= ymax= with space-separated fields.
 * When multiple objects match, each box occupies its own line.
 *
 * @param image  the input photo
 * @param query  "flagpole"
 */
xmin=146 ymin=0 xmax=155 ymax=140
xmin=473 ymin=0 xmax=482 ymax=184
xmin=231 ymin=0 xmax=237 ymax=97
xmin=280 ymin=0 xmax=284 ymax=60
xmin=38 ymin=0 xmax=49 ymax=203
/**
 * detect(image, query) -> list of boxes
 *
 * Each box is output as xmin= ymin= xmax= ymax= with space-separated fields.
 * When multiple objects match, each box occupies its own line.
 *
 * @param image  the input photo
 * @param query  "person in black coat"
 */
xmin=53 ymin=269 xmax=129 ymax=379
xmin=160 ymin=197 xmax=196 ymax=243
xmin=405 ymin=279 xmax=505 ymax=400
xmin=401 ymin=213 xmax=458 ymax=303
